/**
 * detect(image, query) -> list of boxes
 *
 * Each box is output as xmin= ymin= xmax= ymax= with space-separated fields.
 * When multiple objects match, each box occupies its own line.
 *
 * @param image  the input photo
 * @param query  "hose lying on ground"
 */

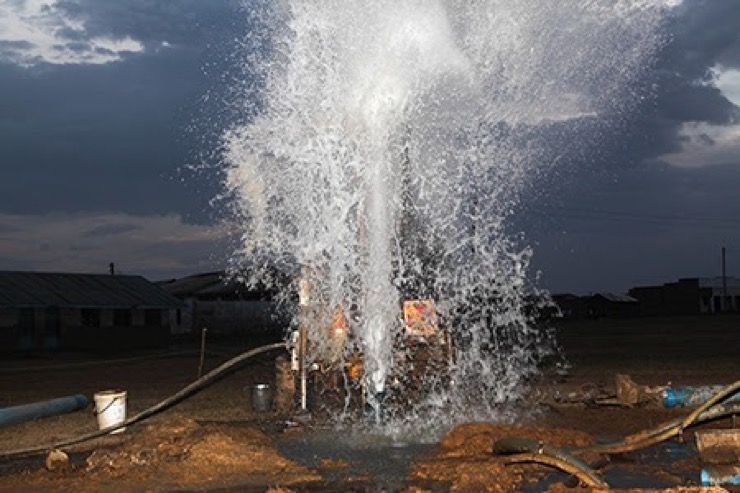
xmin=492 ymin=380 xmax=740 ymax=488
xmin=0 ymin=342 xmax=287 ymax=459
xmin=494 ymin=437 xmax=609 ymax=489
xmin=678 ymin=380 xmax=740 ymax=436
xmin=581 ymin=396 xmax=740 ymax=455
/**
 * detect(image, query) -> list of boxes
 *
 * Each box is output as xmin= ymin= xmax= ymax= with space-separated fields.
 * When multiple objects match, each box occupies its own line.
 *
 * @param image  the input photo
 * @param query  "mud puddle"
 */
xmin=277 ymin=427 xmax=439 ymax=489
xmin=524 ymin=439 xmax=701 ymax=491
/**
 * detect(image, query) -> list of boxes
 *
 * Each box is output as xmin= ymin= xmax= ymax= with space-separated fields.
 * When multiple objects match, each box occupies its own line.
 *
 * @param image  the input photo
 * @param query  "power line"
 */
xmin=522 ymin=204 xmax=740 ymax=231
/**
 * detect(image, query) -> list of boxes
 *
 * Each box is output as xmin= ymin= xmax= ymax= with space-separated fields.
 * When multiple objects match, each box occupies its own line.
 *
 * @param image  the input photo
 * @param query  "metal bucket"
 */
xmin=250 ymin=384 xmax=273 ymax=412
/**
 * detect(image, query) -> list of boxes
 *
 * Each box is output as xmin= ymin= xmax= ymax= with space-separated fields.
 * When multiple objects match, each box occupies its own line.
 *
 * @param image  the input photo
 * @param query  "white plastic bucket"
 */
xmin=93 ymin=390 xmax=127 ymax=434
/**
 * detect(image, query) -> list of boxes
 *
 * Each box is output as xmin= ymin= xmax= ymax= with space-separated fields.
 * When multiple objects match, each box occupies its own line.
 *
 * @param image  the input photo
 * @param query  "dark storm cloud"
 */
xmin=1 ymin=1 xmax=738 ymax=287
xmin=523 ymin=1 xmax=740 ymax=294
xmin=0 ymin=1 xmax=246 ymax=224
xmin=658 ymin=83 xmax=737 ymax=126
xmin=540 ymin=0 xmax=740 ymax=173
xmin=518 ymin=0 xmax=740 ymax=292
xmin=639 ymin=0 xmax=740 ymax=153
xmin=676 ymin=0 xmax=740 ymax=71
xmin=0 ymin=223 xmax=21 ymax=234
xmin=57 ymin=0 xmax=232 ymax=47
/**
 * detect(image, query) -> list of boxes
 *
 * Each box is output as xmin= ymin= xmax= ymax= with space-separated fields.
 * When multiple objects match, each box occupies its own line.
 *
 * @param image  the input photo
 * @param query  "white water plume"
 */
xmin=221 ymin=0 xmax=679 ymax=428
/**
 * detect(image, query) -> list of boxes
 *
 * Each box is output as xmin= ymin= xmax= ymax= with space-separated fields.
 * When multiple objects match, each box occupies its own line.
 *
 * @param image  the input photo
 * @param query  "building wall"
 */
xmin=132 ymin=309 xmax=144 ymax=326
xmin=168 ymin=308 xmax=186 ymax=335
xmin=630 ymin=278 xmax=740 ymax=316
xmin=184 ymin=299 xmax=289 ymax=335
xmin=0 ymin=308 xmax=19 ymax=349
xmin=0 ymin=308 xmax=18 ymax=328
xmin=0 ymin=306 xmax=173 ymax=353
xmin=101 ymin=309 xmax=114 ymax=327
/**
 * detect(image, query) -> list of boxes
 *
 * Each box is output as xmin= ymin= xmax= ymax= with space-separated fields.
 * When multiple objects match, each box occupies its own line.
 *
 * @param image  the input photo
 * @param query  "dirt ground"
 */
xmin=0 ymin=315 xmax=738 ymax=492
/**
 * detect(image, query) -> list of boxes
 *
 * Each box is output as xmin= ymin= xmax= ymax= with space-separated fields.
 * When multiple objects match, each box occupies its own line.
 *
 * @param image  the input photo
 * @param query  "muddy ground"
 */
xmin=0 ymin=315 xmax=738 ymax=492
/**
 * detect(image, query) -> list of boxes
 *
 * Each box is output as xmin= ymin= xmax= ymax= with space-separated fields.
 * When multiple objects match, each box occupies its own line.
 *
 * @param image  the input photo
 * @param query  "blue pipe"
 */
xmin=0 ymin=395 xmax=89 ymax=428
xmin=701 ymin=465 xmax=740 ymax=486
xmin=662 ymin=385 xmax=739 ymax=408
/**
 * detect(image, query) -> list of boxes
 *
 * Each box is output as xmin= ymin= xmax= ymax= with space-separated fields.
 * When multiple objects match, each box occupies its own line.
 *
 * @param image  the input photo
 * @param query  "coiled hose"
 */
xmin=0 ymin=342 xmax=287 ymax=459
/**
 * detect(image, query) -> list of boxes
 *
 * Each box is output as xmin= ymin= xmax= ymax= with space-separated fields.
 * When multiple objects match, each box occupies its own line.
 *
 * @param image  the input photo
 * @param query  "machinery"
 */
xmin=285 ymin=273 xmax=455 ymax=418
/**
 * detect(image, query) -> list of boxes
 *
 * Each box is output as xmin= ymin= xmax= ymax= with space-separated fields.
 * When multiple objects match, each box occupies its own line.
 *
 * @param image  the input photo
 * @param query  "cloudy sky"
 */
xmin=0 ymin=0 xmax=738 ymax=294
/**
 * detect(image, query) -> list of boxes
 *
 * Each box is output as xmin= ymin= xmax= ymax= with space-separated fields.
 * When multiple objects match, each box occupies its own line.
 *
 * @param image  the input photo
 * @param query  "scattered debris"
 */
xmin=547 ymin=486 xmax=731 ymax=492
xmin=700 ymin=465 xmax=740 ymax=487
xmin=318 ymin=458 xmax=351 ymax=469
xmin=695 ymin=429 xmax=740 ymax=465
xmin=45 ymin=449 xmax=70 ymax=472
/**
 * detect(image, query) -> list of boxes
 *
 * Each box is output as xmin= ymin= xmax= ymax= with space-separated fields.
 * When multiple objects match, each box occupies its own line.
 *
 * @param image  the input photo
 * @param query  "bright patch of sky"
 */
xmin=0 ymin=0 xmax=144 ymax=67
xmin=662 ymin=67 xmax=740 ymax=168
xmin=0 ymin=212 xmax=226 ymax=278
xmin=717 ymin=68 xmax=740 ymax=106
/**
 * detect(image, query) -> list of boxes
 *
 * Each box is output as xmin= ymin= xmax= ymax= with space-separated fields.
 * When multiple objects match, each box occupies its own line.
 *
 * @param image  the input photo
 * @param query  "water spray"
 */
xmin=223 ymin=0 xmax=678 ymax=429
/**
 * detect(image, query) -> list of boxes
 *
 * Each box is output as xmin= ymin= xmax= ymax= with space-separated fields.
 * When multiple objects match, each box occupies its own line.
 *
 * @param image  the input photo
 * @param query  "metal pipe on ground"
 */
xmin=0 ymin=395 xmax=89 ymax=428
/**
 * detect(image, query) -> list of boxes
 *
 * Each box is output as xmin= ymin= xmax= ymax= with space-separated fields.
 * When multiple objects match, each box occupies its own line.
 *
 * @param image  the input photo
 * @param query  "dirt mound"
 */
xmin=439 ymin=422 xmax=593 ymax=457
xmin=0 ymin=414 xmax=321 ymax=492
xmin=410 ymin=422 xmax=595 ymax=493
xmin=549 ymin=487 xmax=730 ymax=493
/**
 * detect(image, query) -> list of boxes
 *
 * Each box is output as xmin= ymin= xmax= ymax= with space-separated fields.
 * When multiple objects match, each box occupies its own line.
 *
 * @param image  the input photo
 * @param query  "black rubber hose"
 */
xmin=0 ymin=342 xmax=287 ymax=459
xmin=564 ymin=456 xmax=610 ymax=488
xmin=494 ymin=397 xmax=740 ymax=486
xmin=494 ymin=437 xmax=609 ymax=489
xmin=579 ymin=400 xmax=740 ymax=455
xmin=678 ymin=380 xmax=739 ymax=435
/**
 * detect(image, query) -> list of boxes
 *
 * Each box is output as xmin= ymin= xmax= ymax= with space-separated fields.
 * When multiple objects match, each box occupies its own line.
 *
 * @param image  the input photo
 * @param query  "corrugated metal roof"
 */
xmin=157 ymin=271 xmax=281 ymax=299
xmin=0 ymin=271 xmax=184 ymax=308
xmin=157 ymin=271 xmax=226 ymax=297
xmin=594 ymin=292 xmax=638 ymax=303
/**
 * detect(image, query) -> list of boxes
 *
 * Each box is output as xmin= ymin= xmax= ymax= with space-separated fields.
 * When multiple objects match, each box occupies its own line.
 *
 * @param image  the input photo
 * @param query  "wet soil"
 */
xmin=0 ymin=315 xmax=738 ymax=492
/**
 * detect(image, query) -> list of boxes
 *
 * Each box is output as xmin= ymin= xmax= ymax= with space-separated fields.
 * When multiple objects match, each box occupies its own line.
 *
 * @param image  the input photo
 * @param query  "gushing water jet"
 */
xmin=221 ymin=0 xmax=679 ymax=430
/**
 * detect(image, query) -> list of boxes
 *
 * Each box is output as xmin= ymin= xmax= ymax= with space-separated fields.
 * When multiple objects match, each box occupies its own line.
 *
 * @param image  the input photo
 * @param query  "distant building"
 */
xmin=551 ymin=292 xmax=638 ymax=319
xmin=157 ymin=271 xmax=290 ymax=336
xmin=0 ymin=271 xmax=183 ymax=353
xmin=549 ymin=293 xmax=588 ymax=319
xmin=587 ymin=292 xmax=639 ymax=318
xmin=629 ymin=277 xmax=740 ymax=316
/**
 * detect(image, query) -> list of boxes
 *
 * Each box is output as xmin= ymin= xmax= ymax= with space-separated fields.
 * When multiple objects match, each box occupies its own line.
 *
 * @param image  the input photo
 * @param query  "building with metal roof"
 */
xmin=629 ymin=277 xmax=740 ymax=316
xmin=0 ymin=271 xmax=184 ymax=353
xmin=158 ymin=271 xmax=289 ymax=336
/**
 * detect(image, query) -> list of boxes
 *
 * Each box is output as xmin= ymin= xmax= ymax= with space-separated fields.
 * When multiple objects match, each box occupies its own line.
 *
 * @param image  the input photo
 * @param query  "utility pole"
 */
xmin=721 ymin=246 xmax=728 ymax=312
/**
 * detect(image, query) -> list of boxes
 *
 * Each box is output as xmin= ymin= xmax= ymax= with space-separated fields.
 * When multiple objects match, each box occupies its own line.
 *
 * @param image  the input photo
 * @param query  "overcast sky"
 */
xmin=0 ymin=0 xmax=738 ymax=294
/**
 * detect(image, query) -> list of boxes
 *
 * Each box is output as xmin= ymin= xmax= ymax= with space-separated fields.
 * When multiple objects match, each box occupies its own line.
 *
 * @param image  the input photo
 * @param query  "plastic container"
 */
xmin=661 ymin=385 xmax=736 ymax=408
xmin=93 ymin=390 xmax=127 ymax=434
xmin=250 ymin=384 xmax=273 ymax=412
xmin=695 ymin=429 xmax=740 ymax=464
xmin=701 ymin=465 xmax=740 ymax=486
